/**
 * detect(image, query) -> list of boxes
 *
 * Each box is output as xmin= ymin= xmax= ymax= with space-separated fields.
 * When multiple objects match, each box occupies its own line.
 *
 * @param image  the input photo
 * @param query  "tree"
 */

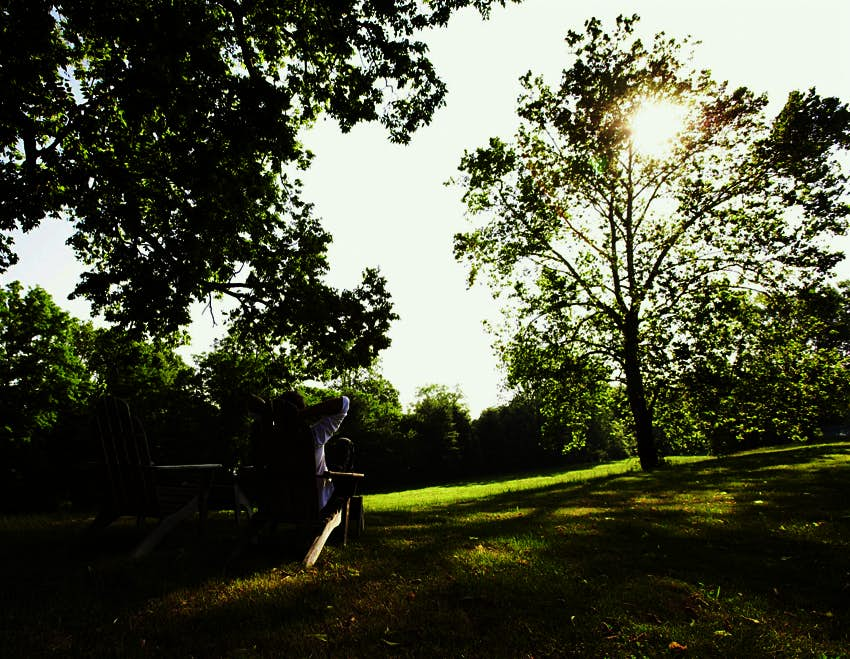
xmin=402 ymin=384 xmax=471 ymax=480
xmin=328 ymin=367 xmax=405 ymax=489
xmin=81 ymin=326 xmax=216 ymax=462
xmin=0 ymin=281 xmax=93 ymax=444
xmin=453 ymin=15 xmax=850 ymax=469
xmin=195 ymin=333 xmax=298 ymax=465
xmin=1 ymin=0 xmax=510 ymax=368
xmin=471 ymin=395 xmax=549 ymax=474
xmin=0 ymin=281 xmax=94 ymax=507
xmin=496 ymin=322 xmax=630 ymax=462
xmin=658 ymin=282 xmax=850 ymax=453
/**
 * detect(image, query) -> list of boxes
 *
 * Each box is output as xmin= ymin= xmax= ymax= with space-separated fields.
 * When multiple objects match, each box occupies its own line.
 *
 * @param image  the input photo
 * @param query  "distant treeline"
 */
xmin=2 ymin=280 xmax=849 ymax=511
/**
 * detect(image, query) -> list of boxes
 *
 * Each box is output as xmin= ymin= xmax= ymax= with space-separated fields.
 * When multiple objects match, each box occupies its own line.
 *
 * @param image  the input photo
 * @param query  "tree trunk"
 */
xmin=623 ymin=318 xmax=659 ymax=471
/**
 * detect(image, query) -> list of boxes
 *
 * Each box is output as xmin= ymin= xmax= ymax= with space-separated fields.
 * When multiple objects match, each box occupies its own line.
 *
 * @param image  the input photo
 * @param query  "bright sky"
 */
xmin=3 ymin=0 xmax=849 ymax=416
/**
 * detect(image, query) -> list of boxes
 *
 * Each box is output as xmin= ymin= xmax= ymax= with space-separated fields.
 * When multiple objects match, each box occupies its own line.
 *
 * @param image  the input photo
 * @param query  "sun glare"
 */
xmin=628 ymin=99 xmax=688 ymax=158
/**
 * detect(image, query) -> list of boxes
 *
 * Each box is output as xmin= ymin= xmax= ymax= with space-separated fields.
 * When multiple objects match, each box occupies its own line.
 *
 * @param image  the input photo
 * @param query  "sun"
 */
xmin=628 ymin=99 xmax=688 ymax=158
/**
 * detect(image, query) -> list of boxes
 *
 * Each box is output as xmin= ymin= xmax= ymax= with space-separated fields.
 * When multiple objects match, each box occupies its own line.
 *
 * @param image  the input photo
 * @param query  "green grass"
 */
xmin=1 ymin=443 xmax=848 ymax=657
xmin=366 ymin=456 xmax=708 ymax=512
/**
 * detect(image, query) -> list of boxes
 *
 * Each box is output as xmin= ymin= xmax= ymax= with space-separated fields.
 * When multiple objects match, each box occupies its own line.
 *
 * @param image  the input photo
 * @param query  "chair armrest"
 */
xmin=150 ymin=464 xmax=223 ymax=489
xmin=323 ymin=471 xmax=365 ymax=479
xmin=151 ymin=464 xmax=223 ymax=471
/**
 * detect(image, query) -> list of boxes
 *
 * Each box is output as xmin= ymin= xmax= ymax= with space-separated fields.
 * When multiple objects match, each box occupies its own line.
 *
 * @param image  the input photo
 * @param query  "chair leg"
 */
xmin=233 ymin=483 xmax=253 ymax=524
xmin=84 ymin=509 xmax=119 ymax=544
xmin=303 ymin=508 xmax=342 ymax=568
xmin=132 ymin=496 xmax=200 ymax=559
xmin=348 ymin=496 xmax=364 ymax=539
xmin=333 ymin=496 xmax=364 ymax=543
xmin=340 ymin=497 xmax=351 ymax=546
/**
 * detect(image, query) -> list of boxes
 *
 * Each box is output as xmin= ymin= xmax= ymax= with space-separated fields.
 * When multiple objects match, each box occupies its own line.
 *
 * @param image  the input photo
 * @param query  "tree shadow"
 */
xmin=0 ymin=509 xmax=332 ymax=655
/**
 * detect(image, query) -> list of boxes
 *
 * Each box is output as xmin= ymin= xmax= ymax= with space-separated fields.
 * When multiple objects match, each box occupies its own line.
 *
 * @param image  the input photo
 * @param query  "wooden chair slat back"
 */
xmin=94 ymin=396 xmax=159 ymax=514
xmin=259 ymin=401 xmax=321 ymax=522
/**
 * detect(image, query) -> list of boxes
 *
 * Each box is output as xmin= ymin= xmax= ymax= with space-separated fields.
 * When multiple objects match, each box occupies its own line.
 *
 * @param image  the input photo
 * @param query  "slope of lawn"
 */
xmin=1 ymin=443 xmax=848 ymax=657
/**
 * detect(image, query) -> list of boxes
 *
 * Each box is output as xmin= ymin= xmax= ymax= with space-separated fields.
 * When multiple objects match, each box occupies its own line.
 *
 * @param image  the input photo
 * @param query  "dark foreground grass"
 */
xmin=1 ymin=442 xmax=848 ymax=658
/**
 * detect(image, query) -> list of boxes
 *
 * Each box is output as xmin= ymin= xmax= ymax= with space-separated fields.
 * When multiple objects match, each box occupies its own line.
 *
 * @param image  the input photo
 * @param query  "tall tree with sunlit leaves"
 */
xmin=453 ymin=15 xmax=850 ymax=469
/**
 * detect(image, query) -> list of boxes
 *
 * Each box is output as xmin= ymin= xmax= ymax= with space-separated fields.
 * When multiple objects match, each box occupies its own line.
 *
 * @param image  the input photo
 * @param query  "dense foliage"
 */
xmin=1 ymin=0 xmax=514 ymax=376
xmin=1 ymin=281 xmax=849 ymax=510
xmin=453 ymin=15 xmax=850 ymax=469
xmin=0 ymin=282 xmax=94 ymax=507
xmin=655 ymin=283 xmax=850 ymax=454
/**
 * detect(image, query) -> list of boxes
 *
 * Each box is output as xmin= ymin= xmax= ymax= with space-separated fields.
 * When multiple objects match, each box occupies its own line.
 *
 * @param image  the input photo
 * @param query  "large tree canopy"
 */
xmin=453 ymin=15 xmax=850 ymax=469
xmin=1 ymin=0 xmax=509 ymax=371
xmin=0 ymin=280 xmax=92 ymax=445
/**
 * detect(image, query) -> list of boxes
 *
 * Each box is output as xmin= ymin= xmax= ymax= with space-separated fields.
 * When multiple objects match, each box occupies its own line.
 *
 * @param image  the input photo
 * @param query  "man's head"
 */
xmin=279 ymin=390 xmax=306 ymax=410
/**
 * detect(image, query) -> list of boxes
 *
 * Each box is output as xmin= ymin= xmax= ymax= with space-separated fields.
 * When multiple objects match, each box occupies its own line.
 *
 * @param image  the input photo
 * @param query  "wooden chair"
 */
xmin=87 ymin=396 xmax=225 ymax=558
xmin=239 ymin=401 xmax=364 ymax=567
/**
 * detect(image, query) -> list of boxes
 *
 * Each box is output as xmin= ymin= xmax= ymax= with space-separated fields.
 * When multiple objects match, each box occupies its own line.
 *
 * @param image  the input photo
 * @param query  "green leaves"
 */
xmin=0 ymin=281 xmax=94 ymax=444
xmin=766 ymin=89 xmax=850 ymax=241
xmin=660 ymin=283 xmax=850 ymax=453
xmin=2 ymin=0 xmax=505 ymax=369
xmin=453 ymin=15 xmax=850 ymax=464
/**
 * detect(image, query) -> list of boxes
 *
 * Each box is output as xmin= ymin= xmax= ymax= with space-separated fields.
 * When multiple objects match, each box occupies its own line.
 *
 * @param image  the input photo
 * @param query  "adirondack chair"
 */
xmin=239 ymin=399 xmax=364 ymax=567
xmin=87 ymin=396 xmax=225 ymax=558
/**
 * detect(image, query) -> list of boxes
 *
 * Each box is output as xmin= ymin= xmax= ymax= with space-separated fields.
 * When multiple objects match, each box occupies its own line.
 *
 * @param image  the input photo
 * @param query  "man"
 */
xmin=277 ymin=391 xmax=350 ymax=510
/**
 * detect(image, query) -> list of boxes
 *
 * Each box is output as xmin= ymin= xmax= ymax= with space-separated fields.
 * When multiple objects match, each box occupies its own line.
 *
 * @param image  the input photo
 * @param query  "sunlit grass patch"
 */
xmin=452 ymin=537 xmax=537 ymax=574
xmin=473 ymin=508 xmax=536 ymax=522
xmin=774 ymin=518 xmax=834 ymax=542
xmin=552 ymin=505 xmax=611 ymax=517
xmin=364 ymin=458 xmax=644 ymax=512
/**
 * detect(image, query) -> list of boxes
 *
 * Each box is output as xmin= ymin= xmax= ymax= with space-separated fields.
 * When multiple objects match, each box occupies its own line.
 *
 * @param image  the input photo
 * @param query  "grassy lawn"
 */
xmin=1 ymin=442 xmax=848 ymax=657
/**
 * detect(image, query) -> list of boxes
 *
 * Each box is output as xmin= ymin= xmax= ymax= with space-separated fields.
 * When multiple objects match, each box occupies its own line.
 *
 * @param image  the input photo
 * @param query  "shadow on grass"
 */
xmin=1 ymin=442 xmax=848 ymax=657
xmin=0 ymin=509 xmax=329 ymax=655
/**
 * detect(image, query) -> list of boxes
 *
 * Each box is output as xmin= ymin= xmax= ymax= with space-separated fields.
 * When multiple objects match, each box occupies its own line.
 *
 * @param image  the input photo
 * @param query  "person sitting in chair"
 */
xmin=239 ymin=390 xmax=358 ymax=560
xmin=277 ymin=391 xmax=350 ymax=511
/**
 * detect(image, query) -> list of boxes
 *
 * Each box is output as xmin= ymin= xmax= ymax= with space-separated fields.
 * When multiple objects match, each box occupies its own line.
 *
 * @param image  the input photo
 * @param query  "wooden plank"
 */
xmin=303 ymin=508 xmax=342 ymax=568
xmin=131 ymin=495 xmax=200 ymax=559
xmin=325 ymin=471 xmax=365 ymax=479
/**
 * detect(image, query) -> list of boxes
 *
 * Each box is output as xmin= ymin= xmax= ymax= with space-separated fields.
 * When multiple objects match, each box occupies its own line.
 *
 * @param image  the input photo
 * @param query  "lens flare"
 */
xmin=629 ymin=99 xmax=688 ymax=158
